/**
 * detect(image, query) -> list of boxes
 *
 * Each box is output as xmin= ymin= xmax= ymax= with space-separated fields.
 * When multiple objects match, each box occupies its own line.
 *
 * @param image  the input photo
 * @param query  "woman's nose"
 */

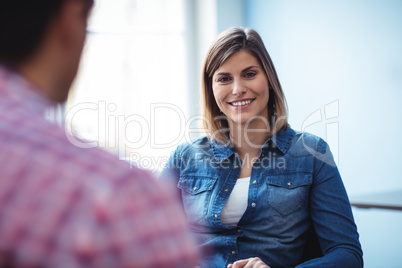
xmin=232 ymin=79 xmax=246 ymax=96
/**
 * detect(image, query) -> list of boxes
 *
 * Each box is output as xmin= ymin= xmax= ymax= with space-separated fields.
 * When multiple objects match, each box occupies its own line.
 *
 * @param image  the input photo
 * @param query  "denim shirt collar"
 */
xmin=211 ymin=127 xmax=296 ymax=163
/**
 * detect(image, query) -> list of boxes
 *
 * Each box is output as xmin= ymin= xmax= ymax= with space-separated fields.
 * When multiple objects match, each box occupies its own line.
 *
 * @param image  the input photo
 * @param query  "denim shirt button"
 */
xmin=231 ymin=251 xmax=236 ymax=255
xmin=287 ymin=182 xmax=292 ymax=186
xmin=251 ymin=202 xmax=256 ymax=208
xmin=225 ymin=188 xmax=229 ymax=192
xmin=252 ymin=180 xmax=257 ymax=184
xmin=237 ymin=229 xmax=241 ymax=233
xmin=194 ymin=187 xmax=198 ymax=191
xmin=214 ymin=214 xmax=218 ymax=219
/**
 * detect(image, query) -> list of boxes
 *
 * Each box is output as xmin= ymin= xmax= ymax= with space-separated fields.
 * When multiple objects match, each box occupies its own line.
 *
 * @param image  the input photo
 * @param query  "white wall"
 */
xmin=245 ymin=0 xmax=402 ymax=195
xmin=185 ymin=0 xmax=218 ymax=119
xmin=243 ymin=1 xmax=402 ymax=267
xmin=217 ymin=0 xmax=244 ymax=32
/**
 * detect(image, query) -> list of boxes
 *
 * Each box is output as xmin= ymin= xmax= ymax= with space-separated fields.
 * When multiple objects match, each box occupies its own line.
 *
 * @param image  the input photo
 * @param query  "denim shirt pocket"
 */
xmin=178 ymin=175 xmax=218 ymax=223
xmin=266 ymin=172 xmax=312 ymax=216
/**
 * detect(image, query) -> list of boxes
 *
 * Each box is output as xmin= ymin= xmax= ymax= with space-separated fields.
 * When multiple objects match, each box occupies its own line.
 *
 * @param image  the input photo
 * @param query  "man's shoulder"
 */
xmin=0 ymin=111 xmax=148 ymax=182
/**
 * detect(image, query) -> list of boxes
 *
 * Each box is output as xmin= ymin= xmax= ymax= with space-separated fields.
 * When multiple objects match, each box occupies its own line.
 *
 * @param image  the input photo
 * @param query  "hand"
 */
xmin=227 ymin=257 xmax=271 ymax=268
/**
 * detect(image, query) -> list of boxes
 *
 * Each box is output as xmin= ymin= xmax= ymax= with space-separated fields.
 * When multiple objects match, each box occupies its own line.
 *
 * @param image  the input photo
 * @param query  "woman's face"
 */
xmin=212 ymin=50 xmax=269 ymax=127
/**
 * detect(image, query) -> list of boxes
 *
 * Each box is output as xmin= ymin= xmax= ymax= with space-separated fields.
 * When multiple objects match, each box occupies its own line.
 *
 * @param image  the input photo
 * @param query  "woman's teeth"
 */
xmin=232 ymin=99 xmax=252 ymax=106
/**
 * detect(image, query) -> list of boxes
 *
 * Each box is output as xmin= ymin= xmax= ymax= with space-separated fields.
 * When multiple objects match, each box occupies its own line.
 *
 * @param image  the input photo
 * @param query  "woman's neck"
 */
xmin=229 ymin=120 xmax=271 ymax=160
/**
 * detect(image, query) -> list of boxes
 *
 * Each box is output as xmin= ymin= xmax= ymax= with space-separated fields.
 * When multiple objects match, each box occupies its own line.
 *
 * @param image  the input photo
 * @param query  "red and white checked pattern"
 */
xmin=0 ymin=66 xmax=198 ymax=267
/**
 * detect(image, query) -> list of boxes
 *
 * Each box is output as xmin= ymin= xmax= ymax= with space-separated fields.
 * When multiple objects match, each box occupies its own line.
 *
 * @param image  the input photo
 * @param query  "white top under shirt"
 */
xmin=220 ymin=177 xmax=251 ymax=226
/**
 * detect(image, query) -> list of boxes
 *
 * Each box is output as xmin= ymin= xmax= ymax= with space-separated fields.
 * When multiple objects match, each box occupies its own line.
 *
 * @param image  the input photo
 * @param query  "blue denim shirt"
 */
xmin=161 ymin=128 xmax=363 ymax=268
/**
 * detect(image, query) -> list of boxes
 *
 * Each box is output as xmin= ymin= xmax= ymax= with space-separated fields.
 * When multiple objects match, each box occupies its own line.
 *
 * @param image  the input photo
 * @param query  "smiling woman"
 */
xmin=202 ymin=28 xmax=288 ymax=144
xmin=160 ymin=27 xmax=363 ymax=268
xmin=212 ymin=50 xmax=270 ymax=127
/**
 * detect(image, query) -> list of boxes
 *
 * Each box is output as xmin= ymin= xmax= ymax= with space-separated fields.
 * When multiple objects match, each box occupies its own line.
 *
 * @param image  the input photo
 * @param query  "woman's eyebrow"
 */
xmin=214 ymin=65 xmax=259 ymax=77
xmin=214 ymin=72 xmax=231 ymax=77
xmin=241 ymin=65 xmax=259 ymax=72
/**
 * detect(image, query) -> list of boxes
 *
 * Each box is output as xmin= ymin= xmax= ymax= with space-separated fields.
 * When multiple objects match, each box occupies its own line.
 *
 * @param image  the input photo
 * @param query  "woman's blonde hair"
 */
xmin=201 ymin=27 xmax=288 ymax=143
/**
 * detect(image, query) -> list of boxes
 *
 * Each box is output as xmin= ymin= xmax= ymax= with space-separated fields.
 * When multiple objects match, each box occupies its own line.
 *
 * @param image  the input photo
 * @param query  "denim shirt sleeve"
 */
xmin=159 ymin=146 xmax=183 ymax=208
xmin=296 ymin=138 xmax=363 ymax=268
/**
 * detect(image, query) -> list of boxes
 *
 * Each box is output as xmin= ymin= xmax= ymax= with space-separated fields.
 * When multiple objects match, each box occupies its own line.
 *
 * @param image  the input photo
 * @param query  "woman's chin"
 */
xmin=228 ymin=115 xmax=269 ymax=128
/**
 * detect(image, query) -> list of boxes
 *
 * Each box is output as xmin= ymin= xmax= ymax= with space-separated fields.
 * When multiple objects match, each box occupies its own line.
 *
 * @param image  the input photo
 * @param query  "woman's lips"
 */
xmin=228 ymin=98 xmax=255 ymax=109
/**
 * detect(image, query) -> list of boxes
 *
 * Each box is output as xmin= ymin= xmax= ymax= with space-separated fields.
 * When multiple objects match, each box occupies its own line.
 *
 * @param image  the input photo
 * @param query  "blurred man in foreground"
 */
xmin=0 ymin=0 xmax=197 ymax=267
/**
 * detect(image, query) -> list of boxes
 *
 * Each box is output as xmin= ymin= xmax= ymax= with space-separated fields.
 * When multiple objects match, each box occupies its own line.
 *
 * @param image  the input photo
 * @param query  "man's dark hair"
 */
xmin=0 ymin=0 xmax=65 ymax=66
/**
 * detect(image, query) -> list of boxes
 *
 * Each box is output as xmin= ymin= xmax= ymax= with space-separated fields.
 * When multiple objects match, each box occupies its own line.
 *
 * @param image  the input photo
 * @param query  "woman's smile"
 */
xmin=228 ymin=98 xmax=256 ymax=109
xmin=212 ymin=49 xmax=270 ymax=126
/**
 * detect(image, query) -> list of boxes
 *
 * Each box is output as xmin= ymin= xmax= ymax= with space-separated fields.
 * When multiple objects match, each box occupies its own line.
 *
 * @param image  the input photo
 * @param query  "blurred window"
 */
xmin=65 ymin=0 xmax=189 ymax=172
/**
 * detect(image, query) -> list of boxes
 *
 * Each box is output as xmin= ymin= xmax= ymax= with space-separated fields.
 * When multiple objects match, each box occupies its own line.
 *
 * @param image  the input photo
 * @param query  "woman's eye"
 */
xmin=218 ymin=77 xmax=231 ymax=82
xmin=244 ymin=72 xmax=256 ymax=78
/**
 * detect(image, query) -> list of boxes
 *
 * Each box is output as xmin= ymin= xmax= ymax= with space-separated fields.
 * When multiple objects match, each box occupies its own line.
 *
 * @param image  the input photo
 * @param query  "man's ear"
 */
xmin=54 ymin=0 xmax=89 ymax=51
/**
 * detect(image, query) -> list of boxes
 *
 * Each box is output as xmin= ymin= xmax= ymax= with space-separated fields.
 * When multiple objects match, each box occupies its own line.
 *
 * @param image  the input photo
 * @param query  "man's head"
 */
xmin=0 ymin=0 xmax=94 ymax=102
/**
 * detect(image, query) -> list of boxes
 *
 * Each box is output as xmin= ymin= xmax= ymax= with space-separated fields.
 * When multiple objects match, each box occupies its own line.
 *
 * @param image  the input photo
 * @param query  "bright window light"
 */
xmin=66 ymin=0 xmax=189 ymax=173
